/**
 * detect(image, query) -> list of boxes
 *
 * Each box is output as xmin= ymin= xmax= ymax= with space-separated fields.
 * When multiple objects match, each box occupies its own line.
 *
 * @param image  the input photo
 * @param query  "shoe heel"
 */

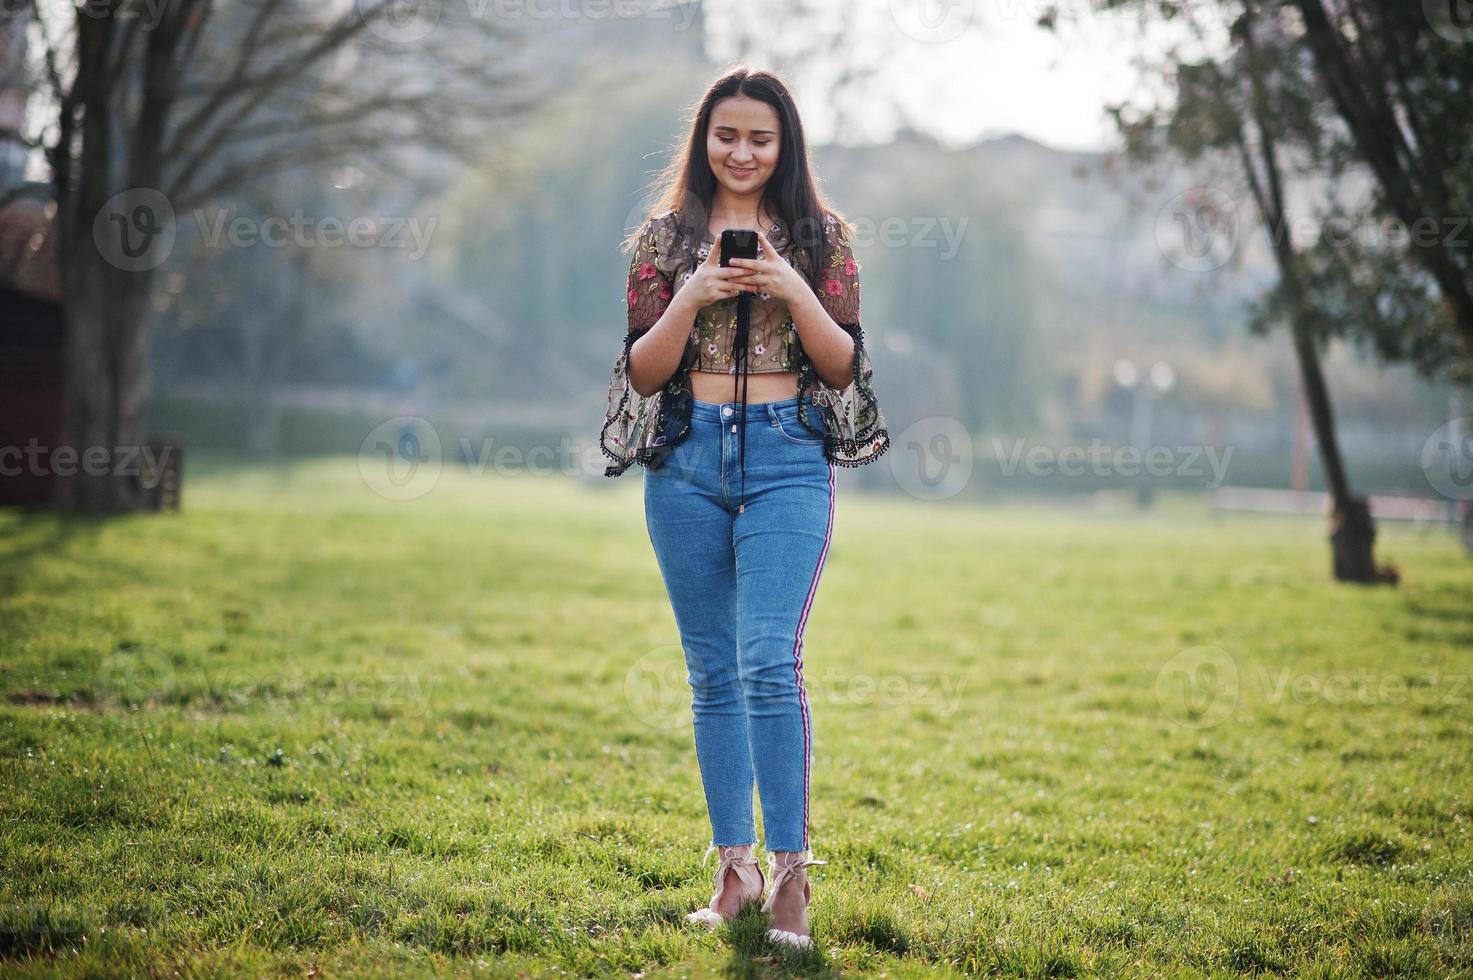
xmin=685 ymin=842 xmax=765 ymax=928
xmin=761 ymin=850 xmax=826 ymax=949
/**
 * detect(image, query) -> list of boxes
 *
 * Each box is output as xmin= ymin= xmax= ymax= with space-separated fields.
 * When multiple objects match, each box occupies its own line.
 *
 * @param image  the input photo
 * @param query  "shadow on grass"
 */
xmin=708 ymin=904 xmax=842 ymax=978
xmin=1402 ymin=578 xmax=1473 ymax=647
xmin=0 ymin=507 xmax=110 ymax=604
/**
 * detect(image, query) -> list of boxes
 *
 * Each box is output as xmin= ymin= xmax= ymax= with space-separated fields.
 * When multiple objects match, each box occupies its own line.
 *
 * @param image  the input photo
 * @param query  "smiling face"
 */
xmin=706 ymin=94 xmax=781 ymax=197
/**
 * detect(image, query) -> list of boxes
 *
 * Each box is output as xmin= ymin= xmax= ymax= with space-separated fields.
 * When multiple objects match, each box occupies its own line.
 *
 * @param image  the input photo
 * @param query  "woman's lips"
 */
xmin=727 ymin=165 xmax=755 ymax=177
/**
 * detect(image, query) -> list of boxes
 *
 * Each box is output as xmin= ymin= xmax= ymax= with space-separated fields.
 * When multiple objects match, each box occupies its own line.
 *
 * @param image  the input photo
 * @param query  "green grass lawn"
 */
xmin=2 ymin=457 xmax=1471 ymax=978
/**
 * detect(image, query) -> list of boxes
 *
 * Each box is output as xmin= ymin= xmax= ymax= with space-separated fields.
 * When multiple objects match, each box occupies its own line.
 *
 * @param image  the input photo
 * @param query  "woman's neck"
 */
xmin=710 ymin=190 xmax=768 ymax=226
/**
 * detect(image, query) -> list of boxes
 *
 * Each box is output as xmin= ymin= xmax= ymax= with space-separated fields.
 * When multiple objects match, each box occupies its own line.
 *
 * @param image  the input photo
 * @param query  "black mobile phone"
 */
xmin=719 ymin=228 xmax=758 ymax=267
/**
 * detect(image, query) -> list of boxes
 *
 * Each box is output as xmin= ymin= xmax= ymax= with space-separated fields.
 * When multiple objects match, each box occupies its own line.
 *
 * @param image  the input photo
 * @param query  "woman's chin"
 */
xmin=717 ymin=168 xmax=765 ymax=191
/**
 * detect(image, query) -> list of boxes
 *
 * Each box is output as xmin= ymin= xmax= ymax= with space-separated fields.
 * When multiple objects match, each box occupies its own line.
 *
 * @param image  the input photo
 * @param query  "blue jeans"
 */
xmin=643 ymin=394 xmax=835 ymax=853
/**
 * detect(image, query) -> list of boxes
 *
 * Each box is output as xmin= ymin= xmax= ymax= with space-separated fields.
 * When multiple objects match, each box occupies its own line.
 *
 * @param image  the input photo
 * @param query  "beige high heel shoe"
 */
xmin=685 ymin=842 xmax=767 ymax=928
xmin=761 ymin=850 xmax=827 ymax=949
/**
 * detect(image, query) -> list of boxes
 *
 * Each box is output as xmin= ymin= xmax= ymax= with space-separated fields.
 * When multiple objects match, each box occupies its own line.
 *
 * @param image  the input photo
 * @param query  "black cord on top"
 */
xmin=732 ymin=290 xmax=751 ymax=513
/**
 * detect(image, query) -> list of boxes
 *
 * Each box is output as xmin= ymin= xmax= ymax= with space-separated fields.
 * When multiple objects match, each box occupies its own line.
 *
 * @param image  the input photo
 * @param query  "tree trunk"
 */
xmin=1238 ymin=5 xmax=1385 ymax=583
xmin=53 ymin=246 xmax=155 ymax=513
xmin=50 ymin=44 xmax=156 ymax=515
xmin=1284 ymin=298 xmax=1379 ymax=582
xmin=49 ymin=9 xmax=174 ymax=514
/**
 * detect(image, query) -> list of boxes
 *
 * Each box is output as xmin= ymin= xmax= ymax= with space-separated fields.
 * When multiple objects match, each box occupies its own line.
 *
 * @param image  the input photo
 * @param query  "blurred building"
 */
xmin=0 ymin=6 xmax=62 ymax=507
xmin=0 ymin=189 xmax=62 ymax=507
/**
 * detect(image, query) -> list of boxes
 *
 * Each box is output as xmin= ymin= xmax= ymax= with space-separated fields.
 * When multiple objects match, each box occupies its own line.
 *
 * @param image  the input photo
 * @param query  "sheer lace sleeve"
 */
xmin=817 ymin=222 xmax=861 ymax=327
xmin=627 ymin=216 xmax=674 ymax=332
xmin=802 ymin=214 xmax=890 ymax=466
xmin=599 ymin=214 xmax=690 ymax=476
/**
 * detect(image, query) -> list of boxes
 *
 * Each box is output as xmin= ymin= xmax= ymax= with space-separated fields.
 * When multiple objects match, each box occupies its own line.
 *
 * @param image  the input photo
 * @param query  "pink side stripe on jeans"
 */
xmin=791 ymin=458 xmax=836 ymax=851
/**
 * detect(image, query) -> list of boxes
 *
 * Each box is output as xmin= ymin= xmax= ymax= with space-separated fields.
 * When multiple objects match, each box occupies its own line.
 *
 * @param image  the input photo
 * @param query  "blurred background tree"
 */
xmin=3 ymin=0 xmax=555 ymax=511
xmin=1053 ymin=0 xmax=1472 ymax=579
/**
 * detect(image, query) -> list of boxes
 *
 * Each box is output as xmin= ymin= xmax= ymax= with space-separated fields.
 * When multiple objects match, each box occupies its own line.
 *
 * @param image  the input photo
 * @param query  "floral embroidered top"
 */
xmin=599 ymin=207 xmax=890 ymax=478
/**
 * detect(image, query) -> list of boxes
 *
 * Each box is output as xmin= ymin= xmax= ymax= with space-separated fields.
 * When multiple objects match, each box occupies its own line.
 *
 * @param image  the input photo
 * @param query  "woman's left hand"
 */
xmin=726 ymin=230 xmax=807 ymax=304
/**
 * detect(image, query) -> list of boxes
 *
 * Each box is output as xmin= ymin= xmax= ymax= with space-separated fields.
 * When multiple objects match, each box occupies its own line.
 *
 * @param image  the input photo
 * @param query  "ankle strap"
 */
xmin=702 ymin=842 xmax=758 ymax=869
xmin=760 ymin=851 xmax=827 ymax=913
xmin=767 ymin=849 xmax=826 ymax=870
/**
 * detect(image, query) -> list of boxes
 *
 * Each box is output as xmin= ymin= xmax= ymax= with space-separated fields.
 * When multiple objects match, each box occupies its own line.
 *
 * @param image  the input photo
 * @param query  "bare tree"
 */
xmin=6 ymin=0 xmax=557 ymax=512
xmin=1071 ymin=0 xmax=1406 ymax=582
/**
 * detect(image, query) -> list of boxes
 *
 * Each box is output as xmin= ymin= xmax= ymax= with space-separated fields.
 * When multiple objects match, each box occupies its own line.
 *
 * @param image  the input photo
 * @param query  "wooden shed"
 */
xmin=0 ymin=190 xmax=63 ymax=508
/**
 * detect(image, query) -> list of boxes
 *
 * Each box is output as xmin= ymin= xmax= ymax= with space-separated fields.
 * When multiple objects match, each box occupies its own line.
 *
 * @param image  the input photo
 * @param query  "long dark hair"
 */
xmin=623 ymin=65 xmax=852 ymax=293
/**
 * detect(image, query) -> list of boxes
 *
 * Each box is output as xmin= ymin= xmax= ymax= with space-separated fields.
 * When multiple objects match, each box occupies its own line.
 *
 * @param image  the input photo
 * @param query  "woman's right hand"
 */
xmin=679 ymin=236 xmax=754 ymax=309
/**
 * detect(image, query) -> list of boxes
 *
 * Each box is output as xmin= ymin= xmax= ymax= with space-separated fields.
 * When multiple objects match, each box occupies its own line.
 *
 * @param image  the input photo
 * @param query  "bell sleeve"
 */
xmin=806 ymin=217 xmax=890 ymax=466
xmin=599 ymin=217 xmax=676 ymax=477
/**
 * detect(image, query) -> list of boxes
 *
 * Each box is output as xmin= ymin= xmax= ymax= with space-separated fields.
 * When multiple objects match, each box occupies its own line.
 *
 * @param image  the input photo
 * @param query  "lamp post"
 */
xmin=1113 ymin=358 xmax=1175 ymax=509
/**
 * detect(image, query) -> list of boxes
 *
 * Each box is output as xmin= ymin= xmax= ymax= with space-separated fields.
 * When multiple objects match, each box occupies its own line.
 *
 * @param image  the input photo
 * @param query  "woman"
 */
xmin=599 ymin=66 xmax=889 ymax=951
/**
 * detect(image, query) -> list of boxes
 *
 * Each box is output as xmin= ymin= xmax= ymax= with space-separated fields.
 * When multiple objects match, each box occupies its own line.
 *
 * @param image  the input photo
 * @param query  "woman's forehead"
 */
xmin=710 ymin=96 xmax=780 ymax=134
